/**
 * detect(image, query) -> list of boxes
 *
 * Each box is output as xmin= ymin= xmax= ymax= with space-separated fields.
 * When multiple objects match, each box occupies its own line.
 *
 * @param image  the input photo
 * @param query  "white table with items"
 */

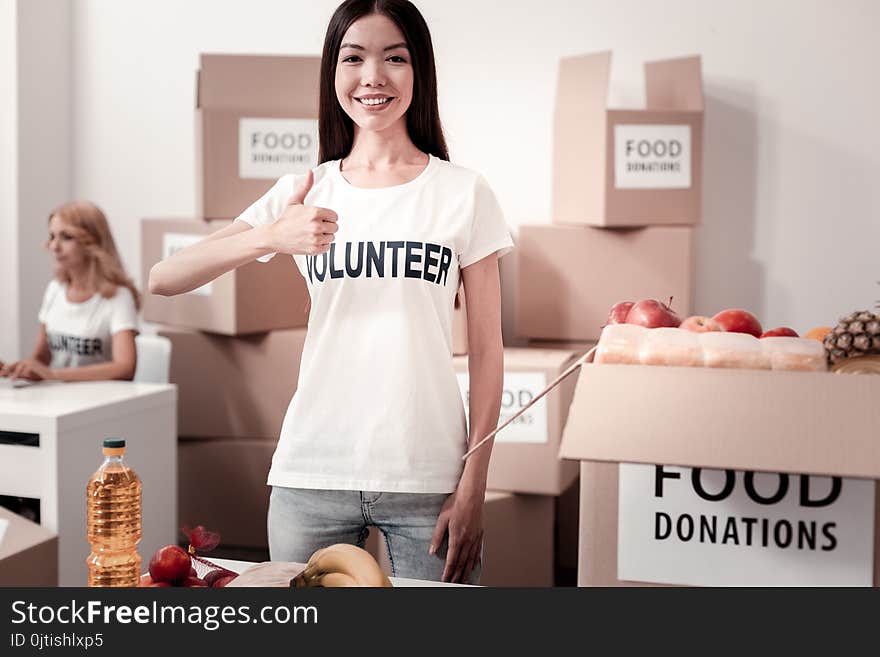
xmin=0 ymin=380 xmax=177 ymax=586
xmin=206 ymin=558 xmax=474 ymax=587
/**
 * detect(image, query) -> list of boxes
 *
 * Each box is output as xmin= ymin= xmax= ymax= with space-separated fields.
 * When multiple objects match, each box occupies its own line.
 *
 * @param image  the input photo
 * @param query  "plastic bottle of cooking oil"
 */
xmin=86 ymin=438 xmax=142 ymax=587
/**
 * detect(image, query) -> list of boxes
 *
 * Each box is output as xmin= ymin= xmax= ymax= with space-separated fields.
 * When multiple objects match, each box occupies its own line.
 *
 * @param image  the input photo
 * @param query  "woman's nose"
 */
xmin=360 ymin=60 xmax=386 ymax=88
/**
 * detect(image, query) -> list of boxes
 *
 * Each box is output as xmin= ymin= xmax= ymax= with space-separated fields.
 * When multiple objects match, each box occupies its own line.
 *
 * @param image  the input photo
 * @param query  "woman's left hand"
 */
xmin=430 ymin=488 xmax=484 ymax=583
xmin=2 ymin=358 xmax=55 ymax=381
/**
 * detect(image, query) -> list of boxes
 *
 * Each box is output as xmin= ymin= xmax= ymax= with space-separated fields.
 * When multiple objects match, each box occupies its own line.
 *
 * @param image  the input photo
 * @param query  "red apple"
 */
xmin=680 ymin=315 xmax=722 ymax=333
xmin=625 ymin=299 xmax=682 ymax=328
xmin=712 ymin=309 xmax=763 ymax=337
xmin=139 ymin=575 xmax=172 ymax=587
xmin=148 ymin=545 xmax=192 ymax=585
xmin=212 ymin=574 xmax=237 ymax=588
xmin=203 ymin=570 xmax=228 ymax=587
xmin=183 ymin=576 xmax=208 ymax=587
xmin=605 ymin=301 xmax=634 ymax=325
xmin=760 ymin=327 xmax=799 ymax=338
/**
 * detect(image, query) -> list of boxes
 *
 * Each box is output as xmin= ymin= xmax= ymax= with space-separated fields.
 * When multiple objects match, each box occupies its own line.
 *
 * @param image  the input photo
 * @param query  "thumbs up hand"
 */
xmin=269 ymin=170 xmax=338 ymax=255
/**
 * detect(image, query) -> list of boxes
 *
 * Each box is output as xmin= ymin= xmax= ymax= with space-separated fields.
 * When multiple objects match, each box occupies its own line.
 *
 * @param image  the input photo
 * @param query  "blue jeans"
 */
xmin=267 ymin=486 xmax=481 ymax=585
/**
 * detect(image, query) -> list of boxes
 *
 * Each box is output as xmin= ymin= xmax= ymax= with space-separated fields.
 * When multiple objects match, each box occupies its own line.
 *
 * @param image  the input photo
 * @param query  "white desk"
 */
xmin=206 ymin=558 xmax=472 ymax=588
xmin=0 ymin=381 xmax=177 ymax=586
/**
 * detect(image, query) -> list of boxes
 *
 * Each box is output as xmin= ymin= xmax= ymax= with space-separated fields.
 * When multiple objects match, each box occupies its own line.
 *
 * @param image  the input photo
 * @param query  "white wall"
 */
xmin=17 ymin=0 xmax=72 ymax=356
xmin=0 ymin=0 xmax=19 ymax=361
xmin=0 ymin=0 xmax=71 ymax=362
xmin=62 ymin=0 xmax=880 ymax=339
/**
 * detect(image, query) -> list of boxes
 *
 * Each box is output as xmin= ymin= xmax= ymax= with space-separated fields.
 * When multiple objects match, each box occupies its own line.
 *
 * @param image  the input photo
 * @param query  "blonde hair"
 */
xmin=47 ymin=201 xmax=142 ymax=310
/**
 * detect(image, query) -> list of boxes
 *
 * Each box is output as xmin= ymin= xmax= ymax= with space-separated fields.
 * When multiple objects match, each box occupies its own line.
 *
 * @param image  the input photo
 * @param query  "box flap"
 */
xmin=559 ymin=364 xmax=880 ymax=479
xmin=644 ymin=55 xmax=703 ymax=111
xmin=502 ymin=347 xmax=581 ymax=370
xmin=558 ymin=50 xmax=611 ymax=109
xmin=198 ymin=53 xmax=321 ymax=114
xmin=552 ymin=51 xmax=611 ymax=221
xmin=0 ymin=508 xmax=56 ymax=560
xmin=455 ymin=347 xmax=580 ymax=372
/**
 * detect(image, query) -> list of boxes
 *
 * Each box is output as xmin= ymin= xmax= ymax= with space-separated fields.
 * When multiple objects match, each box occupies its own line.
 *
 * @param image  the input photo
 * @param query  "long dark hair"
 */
xmin=318 ymin=0 xmax=449 ymax=164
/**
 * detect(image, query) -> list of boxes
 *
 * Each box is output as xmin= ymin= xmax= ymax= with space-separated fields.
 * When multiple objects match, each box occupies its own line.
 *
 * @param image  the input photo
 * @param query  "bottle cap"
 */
xmin=103 ymin=438 xmax=125 ymax=448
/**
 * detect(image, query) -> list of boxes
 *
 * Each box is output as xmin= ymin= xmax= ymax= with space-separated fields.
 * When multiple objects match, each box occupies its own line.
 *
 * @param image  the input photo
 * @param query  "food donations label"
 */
xmin=618 ymin=463 xmax=875 ymax=586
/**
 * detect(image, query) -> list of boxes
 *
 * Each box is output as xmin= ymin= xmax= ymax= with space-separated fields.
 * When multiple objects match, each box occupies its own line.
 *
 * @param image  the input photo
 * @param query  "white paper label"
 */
xmin=162 ymin=234 xmax=212 ymax=297
xmin=614 ymin=124 xmax=691 ymax=189
xmin=239 ymin=118 xmax=318 ymax=179
xmin=456 ymin=371 xmax=548 ymax=444
xmin=617 ymin=463 xmax=875 ymax=586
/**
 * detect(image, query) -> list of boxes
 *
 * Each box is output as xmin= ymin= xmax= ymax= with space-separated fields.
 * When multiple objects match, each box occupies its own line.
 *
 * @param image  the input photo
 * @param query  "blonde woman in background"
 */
xmin=0 ymin=201 xmax=140 ymax=382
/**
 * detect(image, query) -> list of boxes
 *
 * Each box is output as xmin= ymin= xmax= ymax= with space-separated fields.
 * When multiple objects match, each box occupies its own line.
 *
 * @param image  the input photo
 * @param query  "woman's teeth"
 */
xmin=357 ymin=97 xmax=392 ymax=105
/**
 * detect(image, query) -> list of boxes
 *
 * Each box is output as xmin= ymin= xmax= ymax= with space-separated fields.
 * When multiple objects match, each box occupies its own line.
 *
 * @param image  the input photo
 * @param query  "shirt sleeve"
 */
xmin=234 ymin=174 xmax=298 ymax=263
xmin=37 ymin=280 xmax=59 ymax=324
xmin=459 ymin=175 xmax=515 ymax=269
xmin=110 ymin=287 xmax=139 ymax=335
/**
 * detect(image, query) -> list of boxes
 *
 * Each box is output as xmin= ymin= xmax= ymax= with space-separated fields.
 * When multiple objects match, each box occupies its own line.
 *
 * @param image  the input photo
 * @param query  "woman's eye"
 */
xmin=342 ymin=55 xmax=361 ymax=63
xmin=388 ymin=56 xmax=407 ymax=63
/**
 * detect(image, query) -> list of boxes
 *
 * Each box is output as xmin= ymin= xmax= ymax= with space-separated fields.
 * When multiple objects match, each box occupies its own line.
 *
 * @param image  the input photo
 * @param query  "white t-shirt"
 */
xmin=37 ymin=279 xmax=139 ymax=369
xmin=236 ymin=154 xmax=514 ymax=493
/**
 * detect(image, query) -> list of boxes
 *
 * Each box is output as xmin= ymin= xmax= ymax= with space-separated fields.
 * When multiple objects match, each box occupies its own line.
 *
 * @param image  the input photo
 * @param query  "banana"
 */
xmin=292 ymin=543 xmax=392 ymax=587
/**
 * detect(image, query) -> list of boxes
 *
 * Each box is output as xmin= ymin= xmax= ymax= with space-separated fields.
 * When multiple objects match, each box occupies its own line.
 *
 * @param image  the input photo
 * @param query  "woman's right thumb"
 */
xmin=287 ymin=169 xmax=315 ymax=206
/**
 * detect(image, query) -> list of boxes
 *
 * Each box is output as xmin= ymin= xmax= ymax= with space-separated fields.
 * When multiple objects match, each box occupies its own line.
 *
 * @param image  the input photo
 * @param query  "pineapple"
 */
xmin=823 ymin=287 xmax=880 ymax=367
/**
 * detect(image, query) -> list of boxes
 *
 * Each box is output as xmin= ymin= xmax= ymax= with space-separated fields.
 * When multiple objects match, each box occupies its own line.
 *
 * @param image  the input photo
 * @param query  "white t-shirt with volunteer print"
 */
xmin=236 ymin=154 xmax=514 ymax=493
xmin=37 ymin=279 xmax=139 ymax=369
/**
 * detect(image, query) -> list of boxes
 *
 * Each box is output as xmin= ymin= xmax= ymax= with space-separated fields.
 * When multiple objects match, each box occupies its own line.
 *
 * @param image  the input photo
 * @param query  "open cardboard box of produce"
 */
xmin=559 ymin=360 xmax=880 ymax=586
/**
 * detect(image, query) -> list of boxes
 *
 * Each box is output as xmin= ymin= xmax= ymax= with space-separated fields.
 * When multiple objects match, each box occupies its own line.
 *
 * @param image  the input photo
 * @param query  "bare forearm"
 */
xmin=459 ymin=344 xmax=504 ymax=494
xmin=30 ymin=349 xmax=50 ymax=365
xmin=148 ymin=224 xmax=274 ymax=296
xmin=53 ymin=361 xmax=135 ymax=382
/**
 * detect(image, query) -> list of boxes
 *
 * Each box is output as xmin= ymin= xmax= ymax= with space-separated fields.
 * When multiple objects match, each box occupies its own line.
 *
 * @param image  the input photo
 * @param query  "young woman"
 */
xmin=149 ymin=0 xmax=512 ymax=584
xmin=0 ymin=201 xmax=140 ymax=382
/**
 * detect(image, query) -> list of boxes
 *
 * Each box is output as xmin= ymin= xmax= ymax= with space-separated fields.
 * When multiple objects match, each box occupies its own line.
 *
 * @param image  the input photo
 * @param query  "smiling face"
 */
xmin=47 ymin=214 xmax=87 ymax=271
xmin=334 ymin=13 xmax=413 ymax=134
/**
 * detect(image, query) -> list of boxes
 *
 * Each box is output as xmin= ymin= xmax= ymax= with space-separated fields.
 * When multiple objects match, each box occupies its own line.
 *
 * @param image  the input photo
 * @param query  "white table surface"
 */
xmin=0 ymin=380 xmax=177 ymax=586
xmin=207 ymin=557 xmax=472 ymax=588
xmin=0 ymin=380 xmax=174 ymax=420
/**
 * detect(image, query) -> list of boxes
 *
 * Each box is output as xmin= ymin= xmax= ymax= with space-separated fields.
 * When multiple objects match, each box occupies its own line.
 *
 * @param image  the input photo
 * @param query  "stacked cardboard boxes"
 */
xmin=510 ymin=51 xmax=704 ymax=584
xmin=143 ymin=55 xmax=469 ymax=555
xmin=517 ymin=51 xmax=703 ymax=342
xmin=451 ymin=348 xmax=582 ymax=585
xmin=528 ymin=53 xmax=877 ymax=587
xmin=141 ymin=55 xmax=322 ymax=552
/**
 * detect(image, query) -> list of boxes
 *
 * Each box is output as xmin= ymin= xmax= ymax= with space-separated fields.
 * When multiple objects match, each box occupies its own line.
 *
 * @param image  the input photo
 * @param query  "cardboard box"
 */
xmin=196 ymin=54 xmax=321 ymax=221
xmin=454 ymin=348 xmax=581 ymax=495
xmin=0 ymin=507 xmax=58 ymax=586
xmin=159 ymin=326 xmax=306 ymax=440
xmin=178 ymin=438 xmax=276 ymax=549
xmin=560 ymin=363 xmax=880 ymax=586
xmin=553 ymin=51 xmax=703 ymax=227
xmin=516 ymin=224 xmax=693 ymax=341
xmin=481 ymin=491 xmax=554 ymax=586
xmin=143 ymin=218 xmax=309 ymax=335
xmin=369 ymin=491 xmax=555 ymax=587
xmin=527 ymin=339 xmax=597 ymax=361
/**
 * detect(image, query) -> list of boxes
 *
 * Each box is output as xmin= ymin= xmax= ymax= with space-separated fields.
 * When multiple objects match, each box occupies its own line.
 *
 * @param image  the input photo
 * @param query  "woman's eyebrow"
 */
xmin=340 ymin=42 xmax=409 ymax=52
